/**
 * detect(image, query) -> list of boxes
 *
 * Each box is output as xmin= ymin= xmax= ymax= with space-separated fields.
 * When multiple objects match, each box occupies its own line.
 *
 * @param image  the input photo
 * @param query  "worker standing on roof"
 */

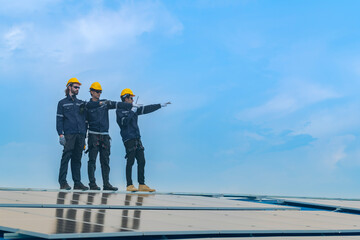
xmin=86 ymin=82 xmax=132 ymax=191
xmin=116 ymin=88 xmax=171 ymax=192
xmin=56 ymin=78 xmax=89 ymax=190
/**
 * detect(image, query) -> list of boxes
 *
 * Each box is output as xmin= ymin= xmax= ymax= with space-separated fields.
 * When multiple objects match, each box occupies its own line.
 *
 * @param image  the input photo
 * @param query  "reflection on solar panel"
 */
xmin=0 ymin=188 xmax=360 ymax=239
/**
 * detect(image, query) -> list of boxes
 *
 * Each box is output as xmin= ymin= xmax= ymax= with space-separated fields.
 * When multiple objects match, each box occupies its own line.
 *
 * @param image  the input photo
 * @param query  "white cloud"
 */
xmin=239 ymin=80 xmax=340 ymax=121
xmin=311 ymin=135 xmax=355 ymax=169
xmin=69 ymin=2 xmax=182 ymax=53
xmin=68 ymin=4 xmax=153 ymax=53
xmin=0 ymin=1 xmax=183 ymax=62
xmin=242 ymin=130 xmax=265 ymax=141
xmin=234 ymin=79 xmax=360 ymax=171
xmin=293 ymin=102 xmax=360 ymax=138
xmin=2 ymin=25 xmax=30 ymax=53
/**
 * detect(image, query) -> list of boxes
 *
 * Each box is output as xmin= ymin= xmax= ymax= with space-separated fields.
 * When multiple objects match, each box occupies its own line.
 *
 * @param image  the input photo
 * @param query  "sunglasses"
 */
xmin=73 ymin=86 xmax=80 ymax=89
xmin=93 ymin=90 xmax=102 ymax=94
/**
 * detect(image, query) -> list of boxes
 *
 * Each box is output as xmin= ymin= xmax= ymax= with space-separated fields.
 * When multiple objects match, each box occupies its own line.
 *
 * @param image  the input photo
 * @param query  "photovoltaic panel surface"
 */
xmin=1 ymin=207 xmax=360 ymax=238
xmin=279 ymin=198 xmax=360 ymax=210
xmin=0 ymin=191 xmax=296 ymax=209
xmin=191 ymin=237 xmax=360 ymax=240
xmin=1 ymin=189 xmax=360 ymax=239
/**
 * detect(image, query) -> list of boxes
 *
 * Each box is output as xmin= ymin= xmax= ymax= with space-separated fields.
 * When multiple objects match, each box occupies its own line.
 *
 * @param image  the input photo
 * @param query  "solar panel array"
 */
xmin=0 ymin=189 xmax=360 ymax=239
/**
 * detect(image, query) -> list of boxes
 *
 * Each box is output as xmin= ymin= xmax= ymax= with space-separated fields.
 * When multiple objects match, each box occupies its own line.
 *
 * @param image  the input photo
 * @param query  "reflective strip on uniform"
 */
xmin=76 ymin=103 xmax=82 ymax=106
xmin=57 ymin=114 xmax=64 ymax=117
xmin=63 ymin=103 xmax=73 ymax=107
xmin=141 ymin=106 xmax=145 ymax=114
xmin=88 ymin=130 xmax=109 ymax=135
xmin=121 ymin=117 xmax=125 ymax=125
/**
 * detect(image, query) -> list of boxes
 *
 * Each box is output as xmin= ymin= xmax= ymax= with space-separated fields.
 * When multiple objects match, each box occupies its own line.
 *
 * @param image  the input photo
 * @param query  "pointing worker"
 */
xmin=86 ymin=82 xmax=133 ymax=191
xmin=56 ymin=78 xmax=89 ymax=190
xmin=116 ymin=88 xmax=171 ymax=192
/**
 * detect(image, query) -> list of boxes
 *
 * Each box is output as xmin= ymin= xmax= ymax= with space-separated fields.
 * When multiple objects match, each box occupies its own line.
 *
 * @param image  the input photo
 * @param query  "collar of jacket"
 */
xmin=67 ymin=94 xmax=77 ymax=101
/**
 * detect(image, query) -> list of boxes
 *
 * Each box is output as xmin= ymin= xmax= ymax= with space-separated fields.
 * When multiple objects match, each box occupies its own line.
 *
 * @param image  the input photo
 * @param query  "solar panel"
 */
xmin=1 ymin=189 xmax=360 ymax=239
xmin=278 ymin=197 xmax=360 ymax=211
xmin=180 ymin=237 xmax=360 ymax=240
xmin=2 ymin=207 xmax=360 ymax=239
xmin=0 ymin=191 xmax=296 ymax=210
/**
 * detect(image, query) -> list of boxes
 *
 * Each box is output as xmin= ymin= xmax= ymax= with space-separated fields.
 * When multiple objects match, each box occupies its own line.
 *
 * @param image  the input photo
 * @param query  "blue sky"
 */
xmin=1 ymin=0 xmax=360 ymax=197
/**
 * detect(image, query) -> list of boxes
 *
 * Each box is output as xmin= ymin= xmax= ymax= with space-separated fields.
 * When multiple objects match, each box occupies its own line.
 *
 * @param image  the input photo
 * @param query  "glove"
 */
xmin=59 ymin=135 xmax=66 ymax=146
xmin=131 ymin=103 xmax=143 ymax=112
xmin=132 ymin=103 xmax=143 ymax=107
xmin=131 ymin=106 xmax=138 ymax=113
xmin=161 ymin=102 xmax=171 ymax=107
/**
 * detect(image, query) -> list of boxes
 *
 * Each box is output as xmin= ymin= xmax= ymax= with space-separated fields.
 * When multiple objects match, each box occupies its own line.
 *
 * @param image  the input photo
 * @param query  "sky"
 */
xmin=1 ymin=0 xmax=360 ymax=198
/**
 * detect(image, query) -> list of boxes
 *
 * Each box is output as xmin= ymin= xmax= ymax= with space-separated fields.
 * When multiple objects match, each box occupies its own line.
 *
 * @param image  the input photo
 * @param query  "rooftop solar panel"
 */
xmin=1 ymin=189 xmax=360 ymax=239
xmin=189 ymin=237 xmax=360 ymax=240
xmin=1 ymin=207 xmax=360 ymax=239
xmin=0 ymin=191 xmax=296 ymax=210
xmin=279 ymin=197 xmax=360 ymax=211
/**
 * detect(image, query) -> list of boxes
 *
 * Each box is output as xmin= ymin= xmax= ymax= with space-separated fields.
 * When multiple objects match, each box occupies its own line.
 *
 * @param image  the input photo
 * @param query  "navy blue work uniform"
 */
xmin=116 ymin=104 xmax=161 ymax=186
xmin=56 ymin=95 xmax=87 ymax=185
xmin=86 ymin=99 xmax=132 ymax=187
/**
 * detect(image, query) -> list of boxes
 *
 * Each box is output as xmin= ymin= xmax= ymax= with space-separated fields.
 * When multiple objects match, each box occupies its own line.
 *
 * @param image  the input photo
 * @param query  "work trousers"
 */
xmin=58 ymin=134 xmax=85 ymax=185
xmin=87 ymin=133 xmax=111 ymax=186
xmin=124 ymin=138 xmax=145 ymax=186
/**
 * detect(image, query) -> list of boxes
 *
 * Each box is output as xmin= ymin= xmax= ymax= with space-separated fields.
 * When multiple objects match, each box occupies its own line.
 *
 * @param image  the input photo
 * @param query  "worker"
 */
xmin=86 ymin=82 xmax=132 ymax=191
xmin=56 ymin=78 xmax=89 ymax=190
xmin=116 ymin=88 xmax=171 ymax=192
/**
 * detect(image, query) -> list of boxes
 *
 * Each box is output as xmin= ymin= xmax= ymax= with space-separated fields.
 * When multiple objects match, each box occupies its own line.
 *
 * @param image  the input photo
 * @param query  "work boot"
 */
xmin=138 ymin=184 xmax=155 ymax=192
xmin=60 ymin=183 xmax=71 ymax=190
xmin=126 ymin=185 xmax=138 ymax=192
xmin=74 ymin=182 xmax=89 ymax=191
xmin=89 ymin=183 xmax=101 ymax=190
xmin=103 ymin=184 xmax=118 ymax=191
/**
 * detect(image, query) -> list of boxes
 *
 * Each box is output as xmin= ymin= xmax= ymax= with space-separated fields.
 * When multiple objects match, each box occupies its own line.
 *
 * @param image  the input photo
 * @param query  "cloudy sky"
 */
xmin=1 ymin=0 xmax=360 ymax=197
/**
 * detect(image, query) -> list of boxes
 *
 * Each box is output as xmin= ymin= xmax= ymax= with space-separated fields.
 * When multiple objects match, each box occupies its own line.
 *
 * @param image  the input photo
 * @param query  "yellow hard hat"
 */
xmin=90 ymin=82 xmax=102 ymax=91
xmin=66 ymin=77 xmax=81 ymax=87
xmin=121 ymin=88 xmax=135 ymax=97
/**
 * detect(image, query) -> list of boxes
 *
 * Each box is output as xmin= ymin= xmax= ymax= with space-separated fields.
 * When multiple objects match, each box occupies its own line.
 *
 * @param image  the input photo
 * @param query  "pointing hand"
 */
xmin=161 ymin=102 xmax=171 ymax=107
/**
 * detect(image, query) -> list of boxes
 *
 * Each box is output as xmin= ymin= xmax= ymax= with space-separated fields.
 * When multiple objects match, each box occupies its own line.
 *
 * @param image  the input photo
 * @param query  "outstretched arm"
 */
xmin=100 ymin=100 xmax=123 ymax=110
xmin=137 ymin=102 xmax=171 ymax=115
xmin=86 ymin=100 xmax=132 ymax=111
xmin=137 ymin=104 xmax=161 ymax=115
xmin=86 ymin=101 xmax=101 ymax=109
